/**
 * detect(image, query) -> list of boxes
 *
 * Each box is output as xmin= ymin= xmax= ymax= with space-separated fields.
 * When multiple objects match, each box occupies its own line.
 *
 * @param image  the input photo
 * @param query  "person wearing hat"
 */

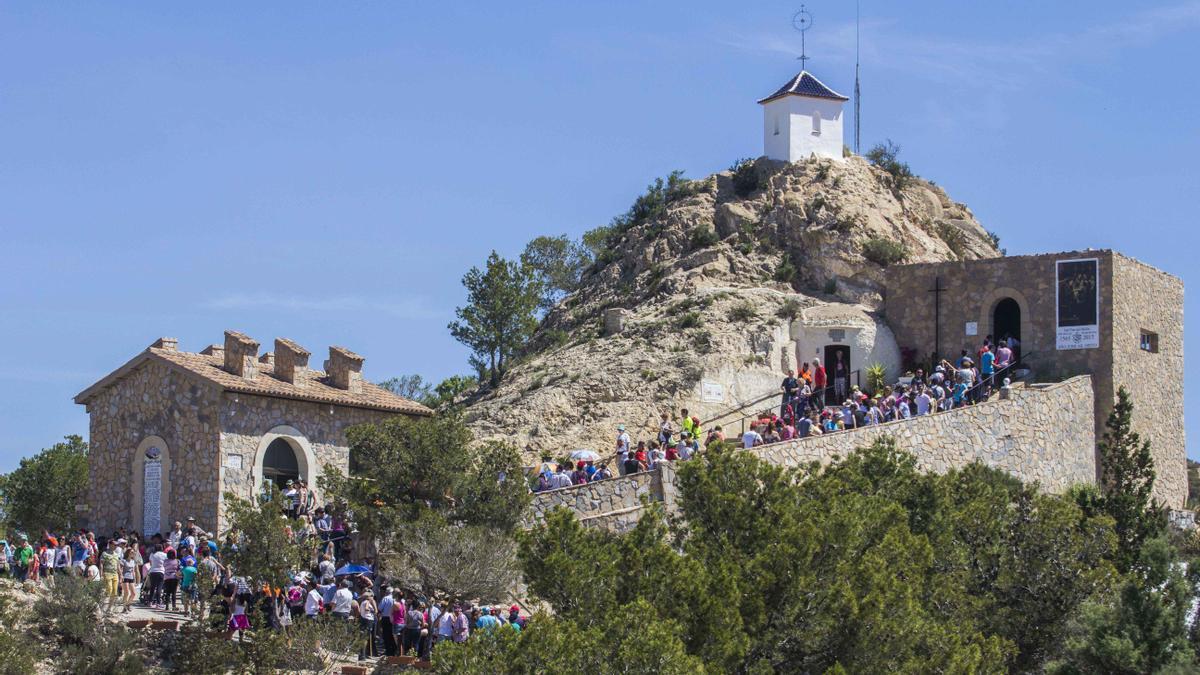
xmin=507 ymin=604 xmax=524 ymax=627
xmin=434 ymin=600 xmax=454 ymax=647
xmin=13 ymin=536 xmax=32 ymax=583
xmin=475 ymin=605 xmax=500 ymax=633
xmin=615 ymin=424 xmax=631 ymax=476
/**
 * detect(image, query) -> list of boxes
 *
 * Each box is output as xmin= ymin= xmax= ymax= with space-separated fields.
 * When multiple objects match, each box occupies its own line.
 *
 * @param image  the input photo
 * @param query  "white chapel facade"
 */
xmin=759 ymin=70 xmax=848 ymax=163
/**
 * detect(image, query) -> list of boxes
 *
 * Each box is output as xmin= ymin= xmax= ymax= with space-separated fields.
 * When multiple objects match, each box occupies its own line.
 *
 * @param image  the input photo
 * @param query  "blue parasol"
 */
xmin=334 ymin=564 xmax=373 ymax=576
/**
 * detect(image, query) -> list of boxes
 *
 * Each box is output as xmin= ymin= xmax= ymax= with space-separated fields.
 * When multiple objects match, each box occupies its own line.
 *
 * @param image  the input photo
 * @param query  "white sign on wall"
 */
xmin=224 ymin=454 xmax=243 ymax=470
xmin=701 ymin=381 xmax=725 ymax=403
xmin=965 ymin=321 xmax=978 ymax=336
xmin=143 ymin=455 xmax=162 ymax=536
xmin=1056 ymin=258 xmax=1100 ymax=350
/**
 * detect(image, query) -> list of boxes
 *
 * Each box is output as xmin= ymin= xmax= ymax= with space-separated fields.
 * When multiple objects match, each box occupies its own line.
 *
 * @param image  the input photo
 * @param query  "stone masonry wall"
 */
xmin=84 ymin=360 xmax=222 ymax=535
xmin=1111 ymin=254 xmax=1187 ymax=507
xmin=884 ymin=250 xmax=1116 ymax=400
xmin=527 ymin=378 xmax=1096 ymax=533
xmin=217 ymin=394 xmax=399 ymax=530
xmin=750 ymin=375 xmax=1097 ymax=492
xmin=525 ymin=464 xmax=675 ymax=534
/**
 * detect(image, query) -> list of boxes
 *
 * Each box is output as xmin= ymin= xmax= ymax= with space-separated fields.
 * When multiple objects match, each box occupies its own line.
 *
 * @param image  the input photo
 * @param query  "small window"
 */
xmin=811 ymin=110 xmax=822 ymax=136
xmin=773 ymin=115 xmax=780 ymax=136
xmin=1140 ymin=330 xmax=1159 ymax=353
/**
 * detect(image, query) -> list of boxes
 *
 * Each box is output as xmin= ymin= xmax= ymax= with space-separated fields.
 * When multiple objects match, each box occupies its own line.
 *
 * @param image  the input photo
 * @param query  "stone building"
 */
xmin=883 ymin=250 xmax=1186 ymax=507
xmin=74 ymin=331 xmax=431 ymax=536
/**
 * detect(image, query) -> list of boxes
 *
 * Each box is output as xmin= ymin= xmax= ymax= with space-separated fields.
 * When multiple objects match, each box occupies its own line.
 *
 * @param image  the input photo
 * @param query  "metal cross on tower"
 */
xmin=793 ymin=5 xmax=813 ymax=70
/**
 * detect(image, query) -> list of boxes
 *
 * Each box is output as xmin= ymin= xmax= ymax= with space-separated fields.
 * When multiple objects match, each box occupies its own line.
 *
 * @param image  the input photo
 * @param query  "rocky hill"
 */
xmin=464 ymin=156 xmax=1000 ymax=460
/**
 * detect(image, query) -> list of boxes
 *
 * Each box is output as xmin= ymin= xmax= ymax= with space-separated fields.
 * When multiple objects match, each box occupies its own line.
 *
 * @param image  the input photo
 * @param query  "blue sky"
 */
xmin=2 ymin=1 xmax=1197 ymax=470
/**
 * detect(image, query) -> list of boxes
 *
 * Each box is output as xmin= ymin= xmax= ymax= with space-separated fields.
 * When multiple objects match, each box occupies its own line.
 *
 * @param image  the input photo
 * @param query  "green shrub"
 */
xmin=815 ymin=162 xmax=831 ymax=181
xmin=692 ymin=329 xmax=714 ymax=354
xmin=728 ymin=301 xmax=757 ymax=323
xmin=936 ymin=221 xmax=966 ymax=257
xmin=776 ymin=299 xmax=803 ymax=321
xmin=865 ymin=139 xmax=914 ymax=193
xmin=690 ymin=225 xmax=719 ymax=249
xmin=866 ymin=362 xmax=888 ymax=395
xmin=729 ymin=158 xmax=765 ymax=198
xmin=861 ymin=237 xmax=909 ymax=266
xmin=773 ymin=257 xmax=797 ymax=283
xmin=678 ymin=312 xmax=702 ymax=329
xmin=583 ymin=170 xmax=703 ymax=264
xmin=987 ymin=230 xmax=1006 ymax=255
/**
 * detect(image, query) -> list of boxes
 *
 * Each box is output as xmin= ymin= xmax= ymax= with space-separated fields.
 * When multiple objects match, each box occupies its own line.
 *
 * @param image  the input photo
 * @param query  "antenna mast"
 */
xmin=792 ymin=6 xmax=813 ymax=70
xmin=854 ymin=0 xmax=861 ymax=154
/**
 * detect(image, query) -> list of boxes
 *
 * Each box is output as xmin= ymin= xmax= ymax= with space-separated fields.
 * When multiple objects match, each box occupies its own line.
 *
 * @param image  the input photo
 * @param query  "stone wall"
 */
xmin=750 ymin=375 xmax=1098 ymax=493
xmin=1111 ymin=254 xmax=1187 ymax=507
xmin=525 ymin=463 xmax=675 ymax=534
xmin=83 ymin=360 xmax=222 ymax=535
xmin=217 ymin=394 xmax=399 ymax=529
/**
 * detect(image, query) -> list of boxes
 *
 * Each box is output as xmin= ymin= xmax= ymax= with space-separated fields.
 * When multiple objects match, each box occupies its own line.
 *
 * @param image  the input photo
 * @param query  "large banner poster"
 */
xmin=1056 ymin=258 xmax=1100 ymax=350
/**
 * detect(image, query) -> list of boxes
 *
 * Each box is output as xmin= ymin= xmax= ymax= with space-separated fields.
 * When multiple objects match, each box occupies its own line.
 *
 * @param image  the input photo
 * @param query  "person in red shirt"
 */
xmin=812 ymin=357 xmax=828 ymax=408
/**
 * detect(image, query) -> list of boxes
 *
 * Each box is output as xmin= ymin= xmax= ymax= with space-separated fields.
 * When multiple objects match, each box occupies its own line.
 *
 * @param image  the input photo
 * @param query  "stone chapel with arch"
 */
xmin=74 ymin=330 xmax=430 ymax=536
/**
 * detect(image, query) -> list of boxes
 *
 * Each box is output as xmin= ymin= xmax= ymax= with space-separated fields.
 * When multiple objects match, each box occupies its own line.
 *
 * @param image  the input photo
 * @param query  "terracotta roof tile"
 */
xmin=76 ymin=348 xmax=432 ymax=416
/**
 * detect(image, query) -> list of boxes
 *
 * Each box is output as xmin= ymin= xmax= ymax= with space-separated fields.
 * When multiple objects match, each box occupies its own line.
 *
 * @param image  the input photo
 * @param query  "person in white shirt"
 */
xmin=86 ymin=561 xmax=101 ymax=582
xmin=741 ymin=426 xmax=764 ymax=448
xmin=305 ymin=583 xmax=324 ymax=617
xmin=332 ymin=580 xmax=354 ymax=619
xmin=167 ymin=522 xmax=183 ymax=549
xmin=915 ymin=389 xmax=932 ymax=416
xmin=615 ymin=424 xmax=632 ymax=475
xmin=148 ymin=545 xmax=168 ymax=608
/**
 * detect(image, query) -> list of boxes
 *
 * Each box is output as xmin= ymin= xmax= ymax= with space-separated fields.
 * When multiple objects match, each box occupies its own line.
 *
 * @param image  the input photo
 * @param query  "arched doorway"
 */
xmin=993 ymin=298 xmax=1021 ymax=355
xmin=262 ymin=438 xmax=301 ymax=490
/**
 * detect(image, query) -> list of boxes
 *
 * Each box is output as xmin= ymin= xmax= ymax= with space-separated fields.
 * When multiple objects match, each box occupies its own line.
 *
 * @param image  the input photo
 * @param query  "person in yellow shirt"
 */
xmin=680 ymin=408 xmax=701 ymax=440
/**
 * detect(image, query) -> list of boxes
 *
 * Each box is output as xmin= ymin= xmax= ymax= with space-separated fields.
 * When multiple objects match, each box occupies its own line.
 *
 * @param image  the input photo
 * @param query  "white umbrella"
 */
xmin=570 ymin=449 xmax=601 ymax=462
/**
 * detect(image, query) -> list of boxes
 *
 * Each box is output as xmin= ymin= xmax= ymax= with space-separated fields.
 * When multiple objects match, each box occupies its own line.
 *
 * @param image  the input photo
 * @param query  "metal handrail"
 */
xmin=708 ymin=368 xmax=863 ymax=437
xmin=955 ymin=349 xmax=1034 ymax=403
xmin=700 ymin=390 xmax=780 ymax=429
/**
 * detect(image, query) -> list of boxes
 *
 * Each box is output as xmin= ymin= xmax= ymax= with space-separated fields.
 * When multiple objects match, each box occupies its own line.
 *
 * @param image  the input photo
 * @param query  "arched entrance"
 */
xmin=993 ymin=298 xmax=1021 ymax=355
xmin=262 ymin=438 xmax=301 ymax=490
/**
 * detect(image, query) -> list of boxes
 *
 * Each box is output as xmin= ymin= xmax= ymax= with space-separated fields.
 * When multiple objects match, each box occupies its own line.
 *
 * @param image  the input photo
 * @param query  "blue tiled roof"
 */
xmin=758 ymin=70 xmax=849 ymax=104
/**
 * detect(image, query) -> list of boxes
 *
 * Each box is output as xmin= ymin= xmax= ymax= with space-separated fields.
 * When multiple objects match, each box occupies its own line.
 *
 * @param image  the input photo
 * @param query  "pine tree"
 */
xmin=448 ymin=251 xmax=540 ymax=387
xmin=1097 ymin=386 xmax=1165 ymax=571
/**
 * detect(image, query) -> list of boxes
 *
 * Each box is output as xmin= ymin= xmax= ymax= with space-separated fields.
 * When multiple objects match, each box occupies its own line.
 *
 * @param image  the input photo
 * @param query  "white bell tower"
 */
xmin=759 ymin=70 xmax=848 ymax=163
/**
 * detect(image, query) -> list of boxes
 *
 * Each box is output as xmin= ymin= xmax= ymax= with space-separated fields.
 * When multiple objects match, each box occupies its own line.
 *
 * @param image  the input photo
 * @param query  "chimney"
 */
xmin=151 ymin=337 xmax=178 ymax=351
xmin=327 ymin=345 xmax=364 ymax=393
xmin=223 ymin=330 xmax=260 ymax=381
xmin=200 ymin=344 xmax=224 ymax=359
xmin=258 ymin=352 xmax=275 ymax=367
xmin=274 ymin=338 xmax=310 ymax=385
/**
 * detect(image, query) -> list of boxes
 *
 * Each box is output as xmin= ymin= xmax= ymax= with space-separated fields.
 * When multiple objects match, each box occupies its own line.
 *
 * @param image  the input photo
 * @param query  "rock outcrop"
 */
xmin=464 ymin=156 xmax=1000 ymax=461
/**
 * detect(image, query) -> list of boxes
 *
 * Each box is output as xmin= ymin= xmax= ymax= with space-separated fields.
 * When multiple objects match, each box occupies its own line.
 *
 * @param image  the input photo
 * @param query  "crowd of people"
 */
xmin=532 ymin=335 xmax=1022 ymax=493
xmin=754 ymin=334 xmax=1019 ymax=445
xmin=0 ymin=480 xmax=527 ymax=665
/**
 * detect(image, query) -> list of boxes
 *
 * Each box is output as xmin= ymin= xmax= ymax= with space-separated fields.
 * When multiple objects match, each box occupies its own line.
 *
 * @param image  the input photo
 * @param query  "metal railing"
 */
xmin=953 ymin=350 xmax=1034 ymax=405
xmin=705 ymin=369 xmax=862 ymax=437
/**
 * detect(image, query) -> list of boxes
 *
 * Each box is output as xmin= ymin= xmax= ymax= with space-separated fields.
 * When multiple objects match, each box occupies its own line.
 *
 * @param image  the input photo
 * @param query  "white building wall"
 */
xmin=762 ymin=95 xmax=845 ymax=163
